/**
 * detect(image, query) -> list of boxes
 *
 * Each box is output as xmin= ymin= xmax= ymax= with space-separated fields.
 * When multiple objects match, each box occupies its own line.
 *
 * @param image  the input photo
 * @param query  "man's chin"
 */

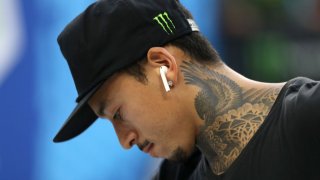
xmin=167 ymin=147 xmax=191 ymax=163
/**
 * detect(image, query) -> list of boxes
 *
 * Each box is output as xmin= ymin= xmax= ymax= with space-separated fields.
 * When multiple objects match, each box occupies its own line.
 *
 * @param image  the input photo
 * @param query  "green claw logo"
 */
xmin=153 ymin=12 xmax=176 ymax=35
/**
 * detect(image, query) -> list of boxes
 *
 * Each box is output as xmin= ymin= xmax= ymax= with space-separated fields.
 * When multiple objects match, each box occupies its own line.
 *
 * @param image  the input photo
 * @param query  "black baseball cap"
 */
xmin=53 ymin=0 xmax=199 ymax=142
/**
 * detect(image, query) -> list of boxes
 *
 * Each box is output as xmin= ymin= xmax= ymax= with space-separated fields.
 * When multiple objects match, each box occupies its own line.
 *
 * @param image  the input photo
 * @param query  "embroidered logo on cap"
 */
xmin=153 ymin=12 xmax=175 ymax=35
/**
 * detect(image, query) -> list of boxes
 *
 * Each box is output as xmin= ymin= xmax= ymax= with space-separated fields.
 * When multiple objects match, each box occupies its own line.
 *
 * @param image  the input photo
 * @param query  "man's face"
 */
xmin=88 ymin=64 xmax=198 ymax=161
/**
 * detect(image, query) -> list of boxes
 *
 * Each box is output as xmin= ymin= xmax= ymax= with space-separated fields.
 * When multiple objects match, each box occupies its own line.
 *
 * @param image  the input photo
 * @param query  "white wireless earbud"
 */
xmin=160 ymin=66 xmax=171 ymax=92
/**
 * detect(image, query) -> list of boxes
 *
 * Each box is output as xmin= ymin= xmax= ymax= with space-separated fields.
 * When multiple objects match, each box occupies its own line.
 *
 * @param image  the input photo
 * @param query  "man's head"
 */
xmin=54 ymin=0 xmax=221 ymax=161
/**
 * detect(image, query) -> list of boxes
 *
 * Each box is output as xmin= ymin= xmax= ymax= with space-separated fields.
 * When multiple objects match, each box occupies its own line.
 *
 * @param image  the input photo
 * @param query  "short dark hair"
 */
xmin=125 ymin=1 xmax=221 ymax=83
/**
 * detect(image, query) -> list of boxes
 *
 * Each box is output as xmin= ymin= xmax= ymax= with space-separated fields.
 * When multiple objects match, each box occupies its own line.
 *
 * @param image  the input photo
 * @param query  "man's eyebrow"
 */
xmin=97 ymin=101 xmax=107 ymax=117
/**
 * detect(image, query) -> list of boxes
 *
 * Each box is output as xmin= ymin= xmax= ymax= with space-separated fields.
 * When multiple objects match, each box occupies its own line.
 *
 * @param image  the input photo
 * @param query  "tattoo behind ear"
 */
xmin=181 ymin=61 xmax=242 ymax=124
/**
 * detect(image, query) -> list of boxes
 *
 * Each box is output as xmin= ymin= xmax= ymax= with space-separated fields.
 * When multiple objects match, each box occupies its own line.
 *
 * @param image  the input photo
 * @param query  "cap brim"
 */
xmin=53 ymin=82 xmax=103 ymax=143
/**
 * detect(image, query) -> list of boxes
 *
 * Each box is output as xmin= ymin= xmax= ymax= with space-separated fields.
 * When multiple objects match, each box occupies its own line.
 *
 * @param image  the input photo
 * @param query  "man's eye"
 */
xmin=113 ymin=110 xmax=123 ymax=121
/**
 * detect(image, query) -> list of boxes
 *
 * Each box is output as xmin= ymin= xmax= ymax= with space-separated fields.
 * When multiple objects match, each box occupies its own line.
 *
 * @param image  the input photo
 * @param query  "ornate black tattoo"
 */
xmin=181 ymin=61 xmax=282 ymax=175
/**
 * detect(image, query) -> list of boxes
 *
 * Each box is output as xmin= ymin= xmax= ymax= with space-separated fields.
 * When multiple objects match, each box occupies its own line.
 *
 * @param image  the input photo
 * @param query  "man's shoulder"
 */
xmin=282 ymin=77 xmax=320 ymax=116
xmin=278 ymin=77 xmax=320 ymax=137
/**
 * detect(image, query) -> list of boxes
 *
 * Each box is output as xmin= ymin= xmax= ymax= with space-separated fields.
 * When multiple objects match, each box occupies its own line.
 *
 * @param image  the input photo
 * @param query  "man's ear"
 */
xmin=146 ymin=47 xmax=178 ymax=83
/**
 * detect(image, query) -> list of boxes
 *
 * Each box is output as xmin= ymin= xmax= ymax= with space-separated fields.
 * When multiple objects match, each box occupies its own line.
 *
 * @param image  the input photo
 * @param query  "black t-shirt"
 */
xmin=154 ymin=77 xmax=320 ymax=180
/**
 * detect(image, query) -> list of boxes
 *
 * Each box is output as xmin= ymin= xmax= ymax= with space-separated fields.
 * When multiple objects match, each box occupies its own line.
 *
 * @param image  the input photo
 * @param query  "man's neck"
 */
xmin=181 ymin=60 xmax=285 ymax=175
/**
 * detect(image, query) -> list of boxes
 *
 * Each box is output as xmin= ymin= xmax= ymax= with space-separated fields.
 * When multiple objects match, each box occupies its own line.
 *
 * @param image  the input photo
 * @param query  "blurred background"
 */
xmin=0 ymin=0 xmax=319 ymax=180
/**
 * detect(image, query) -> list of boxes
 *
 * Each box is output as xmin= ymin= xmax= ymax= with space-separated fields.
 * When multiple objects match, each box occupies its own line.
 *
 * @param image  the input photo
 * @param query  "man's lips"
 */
xmin=138 ymin=140 xmax=153 ymax=153
xmin=142 ymin=143 xmax=153 ymax=153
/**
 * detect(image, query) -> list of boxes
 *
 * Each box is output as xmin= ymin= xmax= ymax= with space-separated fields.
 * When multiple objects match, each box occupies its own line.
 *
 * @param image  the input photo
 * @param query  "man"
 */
xmin=54 ymin=0 xmax=320 ymax=179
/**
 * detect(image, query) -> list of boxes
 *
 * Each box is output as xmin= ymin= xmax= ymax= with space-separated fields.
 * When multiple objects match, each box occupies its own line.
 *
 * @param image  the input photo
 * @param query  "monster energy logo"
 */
xmin=153 ymin=12 xmax=176 ymax=35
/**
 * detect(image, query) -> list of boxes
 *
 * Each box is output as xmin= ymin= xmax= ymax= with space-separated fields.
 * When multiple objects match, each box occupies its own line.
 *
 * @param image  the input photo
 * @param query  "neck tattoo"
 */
xmin=181 ymin=61 xmax=282 ymax=175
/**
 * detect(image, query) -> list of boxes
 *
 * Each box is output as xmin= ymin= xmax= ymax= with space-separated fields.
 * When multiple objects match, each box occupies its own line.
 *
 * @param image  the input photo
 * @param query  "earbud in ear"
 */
xmin=160 ymin=66 xmax=171 ymax=92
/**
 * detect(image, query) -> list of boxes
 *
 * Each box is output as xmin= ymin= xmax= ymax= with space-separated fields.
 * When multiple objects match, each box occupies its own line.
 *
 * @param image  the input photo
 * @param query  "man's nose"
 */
xmin=114 ymin=123 xmax=137 ymax=149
